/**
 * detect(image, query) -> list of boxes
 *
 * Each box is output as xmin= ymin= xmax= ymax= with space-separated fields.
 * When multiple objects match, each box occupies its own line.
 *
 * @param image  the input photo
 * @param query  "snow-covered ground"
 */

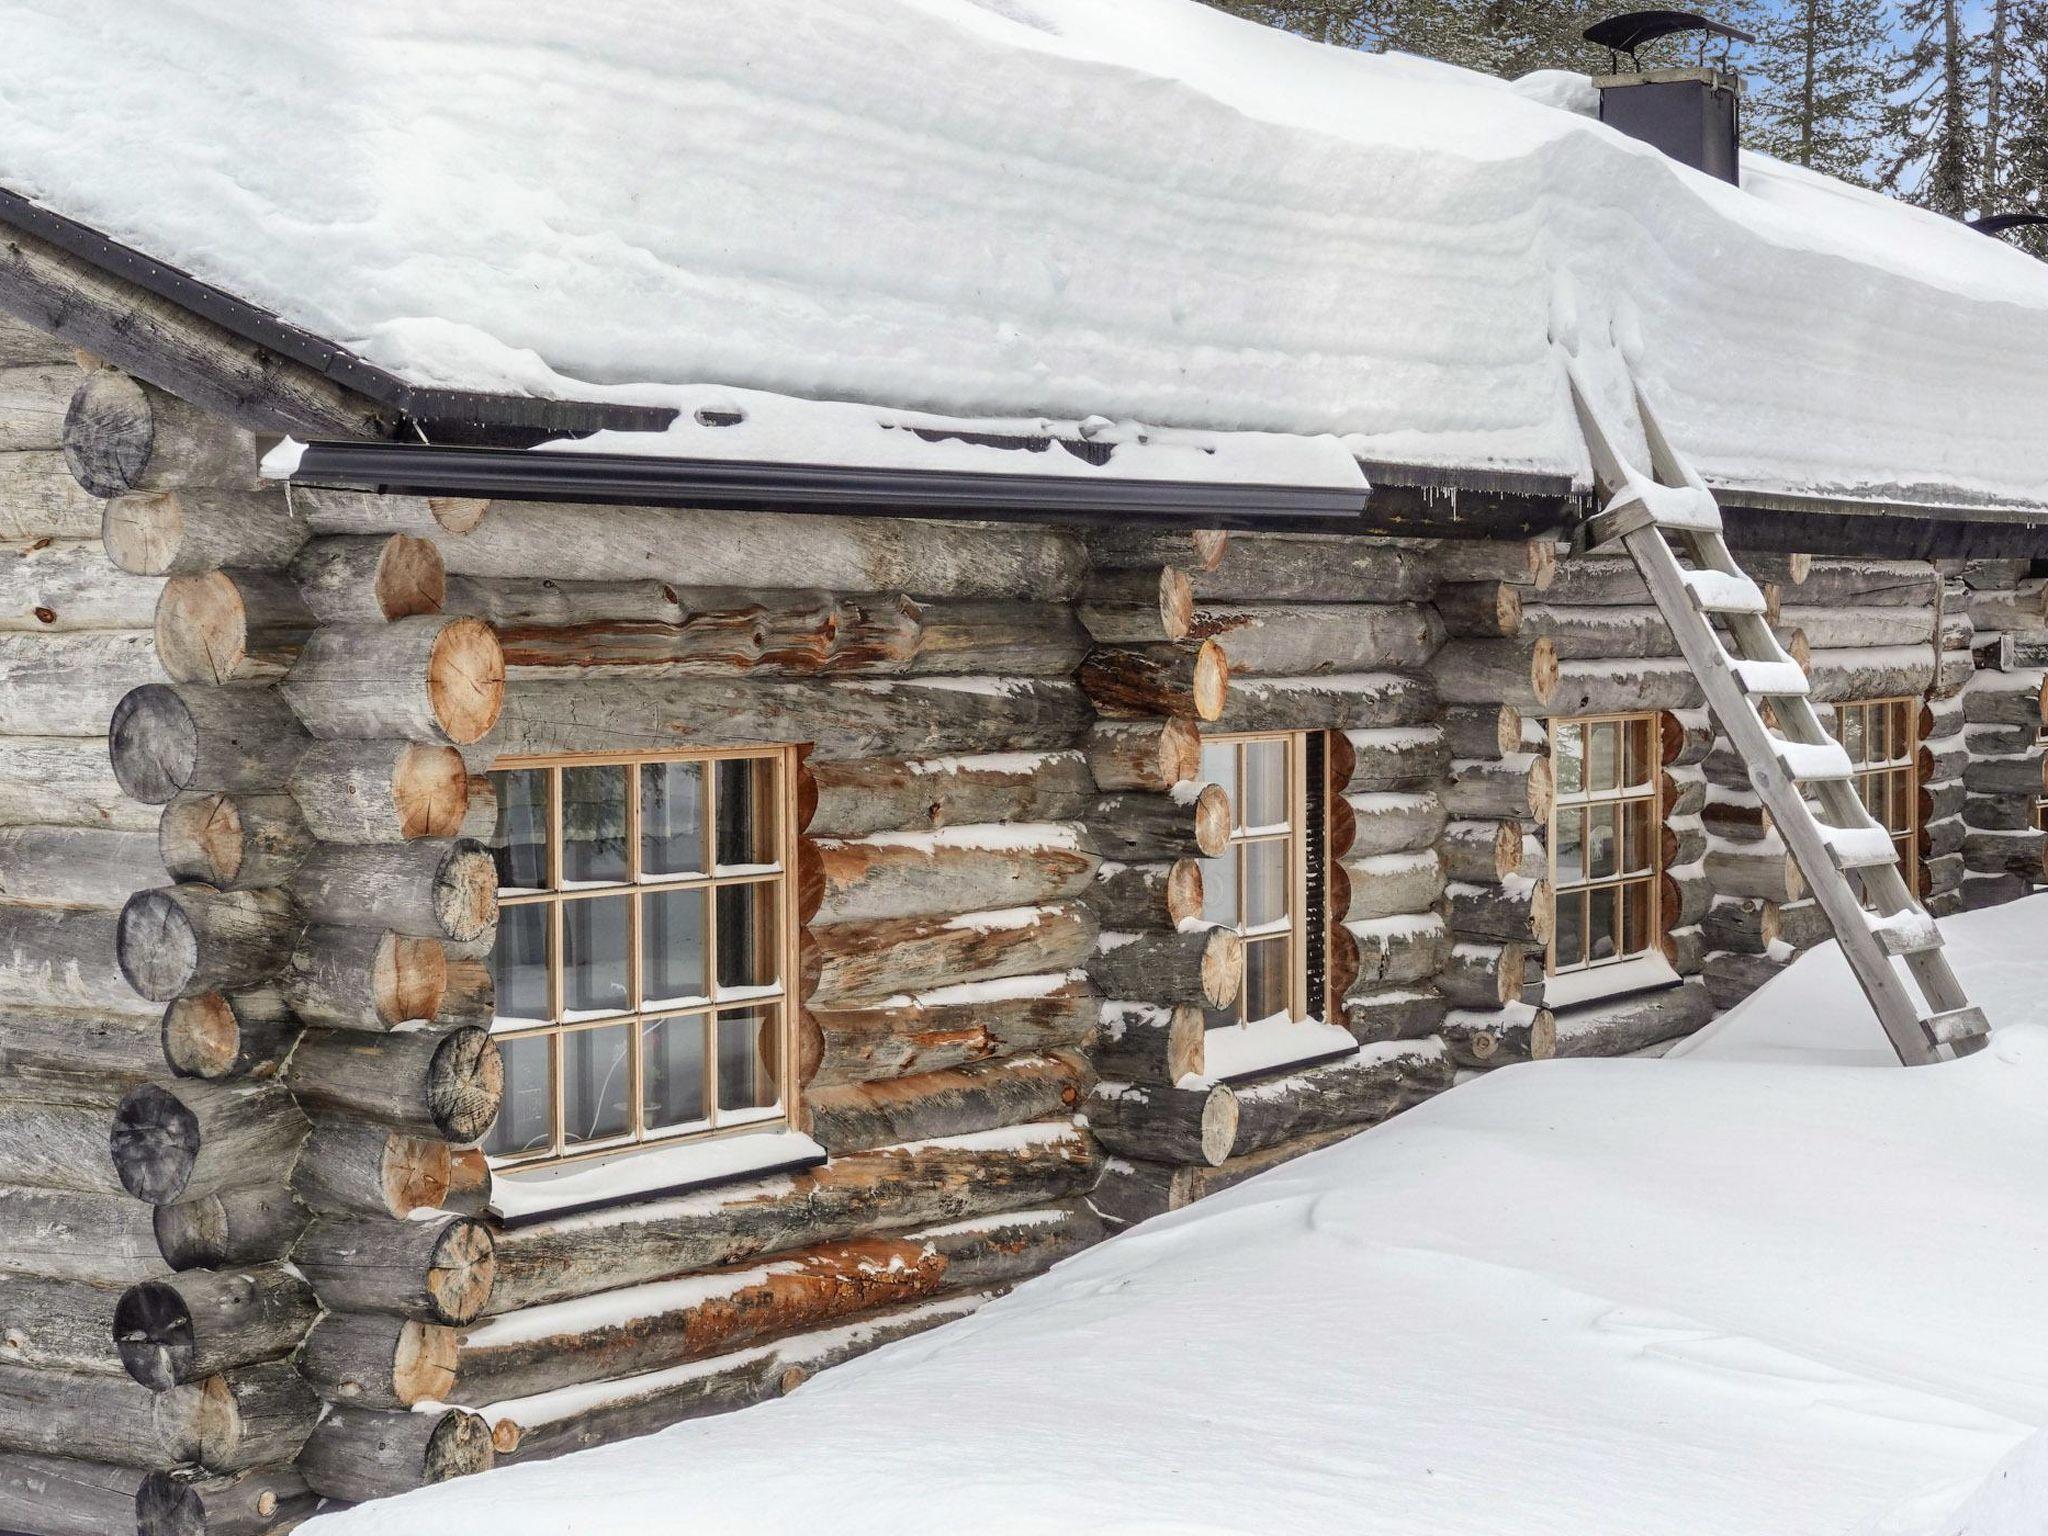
xmin=6 ymin=1 xmax=2048 ymax=503
xmin=308 ymin=897 xmax=2048 ymax=1536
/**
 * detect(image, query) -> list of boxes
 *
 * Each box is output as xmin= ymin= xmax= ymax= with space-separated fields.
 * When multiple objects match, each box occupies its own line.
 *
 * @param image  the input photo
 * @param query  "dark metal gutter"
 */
xmin=281 ymin=439 xmax=1375 ymax=528
xmin=0 ymin=186 xmax=676 ymax=443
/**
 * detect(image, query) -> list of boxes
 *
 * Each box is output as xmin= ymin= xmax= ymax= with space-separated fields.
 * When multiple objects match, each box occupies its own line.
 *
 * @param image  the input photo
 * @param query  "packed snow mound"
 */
xmin=5 ymin=0 xmax=2048 ymax=505
xmin=307 ymin=902 xmax=2048 ymax=1536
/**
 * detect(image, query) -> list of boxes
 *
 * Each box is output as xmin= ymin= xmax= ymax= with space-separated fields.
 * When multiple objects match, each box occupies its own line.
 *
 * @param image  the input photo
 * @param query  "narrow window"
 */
xmin=1198 ymin=732 xmax=1317 ymax=1028
xmin=1829 ymin=699 xmax=1918 ymax=888
xmin=1548 ymin=714 xmax=1660 ymax=977
xmin=483 ymin=748 xmax=795 ymax=1167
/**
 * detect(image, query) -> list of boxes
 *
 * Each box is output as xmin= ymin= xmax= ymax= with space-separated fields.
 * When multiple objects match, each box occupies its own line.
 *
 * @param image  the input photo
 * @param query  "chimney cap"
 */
xmin=1583 ymin=10 xmax=1755 ymax=63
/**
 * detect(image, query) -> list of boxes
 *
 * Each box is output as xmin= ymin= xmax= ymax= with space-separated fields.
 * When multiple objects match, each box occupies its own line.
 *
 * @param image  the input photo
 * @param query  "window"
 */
xmin=1830 ymin=699 xmax=1917 ymax=886
xmin=1198 ymin=733 xmax=1316 ymax=1029
xmin=484 ymin=749 xmax=796 ymax=1167
xmin=1548 ymin=714 xmax=1660 ymax=976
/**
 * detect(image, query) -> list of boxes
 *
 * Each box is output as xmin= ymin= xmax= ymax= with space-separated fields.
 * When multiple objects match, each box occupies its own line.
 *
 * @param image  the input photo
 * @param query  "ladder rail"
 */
xmin=1562 ymin=358 xmax=1986 ymax=1065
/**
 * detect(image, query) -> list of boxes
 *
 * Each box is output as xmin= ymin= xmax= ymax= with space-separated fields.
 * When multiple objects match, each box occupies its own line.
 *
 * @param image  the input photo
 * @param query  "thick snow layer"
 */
xmin=7 ymin=1 xmax=2048 ymax=504
xmin=307 ymin=898 xmax=2048 ymax=1536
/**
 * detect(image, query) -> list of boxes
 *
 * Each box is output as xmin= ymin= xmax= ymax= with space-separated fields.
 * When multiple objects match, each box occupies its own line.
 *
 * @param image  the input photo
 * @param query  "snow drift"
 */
xmin=4 ymin=0 xmax=2048 ymax=505
xmin=305 ymin=898 xmax=2048 ymax=1536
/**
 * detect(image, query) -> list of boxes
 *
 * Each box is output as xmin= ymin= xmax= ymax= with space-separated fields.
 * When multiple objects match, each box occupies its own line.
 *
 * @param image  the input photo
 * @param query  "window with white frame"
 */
xmin=1548 ymin=714 xmax=1661 ymax=977
xmin=1198 ymin=732 xmax=1316 ymax=1029
xmin=483 ymin=749 xmax=795 ymax=1167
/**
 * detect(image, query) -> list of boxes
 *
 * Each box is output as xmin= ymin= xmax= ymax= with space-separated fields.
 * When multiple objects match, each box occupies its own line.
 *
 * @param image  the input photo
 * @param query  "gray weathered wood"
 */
xmin=802 ymin=903 xmax=1096 ymax=1011
xmin=1551 ymin=981 xmax=1717 ymax=1057
xmin=0 ymin=537 xmax=162 ymax=630
xmin=292 ymin=1215 xmax=496 ymax=1325
xmin=1086 ymin=924 xmax=1241 ymax=1009
xmin=1082 ymin=719 xmax=1201 ymax=793
xmin=0 ymin=1451 xmax=144 ymax=1536
xmin=292 ymin=839 xmax=496 ymax=943
xmin=0 ymin=628 xmax=163 ymax=735
xmin=0 ymin=363 xmax=77 ymax=451
xmin=113 ymin=1264 xmax=319 ymax=1390
xmin=116 ymin=884 xmax=301 ymax=1002
xmin=0 ymin=450 xmax=103 ymax=540
xmin=153 ymin=568 xmax=313 ymax=685
xmin=1230 ymin=1042 xmax=1450 ymax=1154
xmin=286 ymin=1026 xmax=502 ymax=1145
xmin=801 ymin=748 xmax=1093 ymax=838
xmin=802 ymin=979 xmax=1097 ymax=1090
xmin=1084 ymin=858 xmax=1204 ymax=931
xmin=282 ymin=616 xmax=505 ymax=746
xmin=1092 ymin=1001 xmax=1204 ymax=1085
xmin=108 ymin=683 xmax=309 ymax=805
xmin=803 ymin=1050 xmax=1086 ymax=1155
xmin=161 ymin=987 xmax=300 ymax=1082
xmin=1210 ymin=671 xmax=1435 ymax=732
xmin=1086 ymin=1080 xmax=1238 ymax=1167
xmin=291 ymin=534 xmax=446 ymax=624
xmin=151 ymin=1186 xmax=306 ymax=1273
xmin=135 ymin=1466 xmax=316 ymax=1536
xmin=102 ymin=488 xmax=307 ymax=577
xmin=1079 ymin=642 xmax=1228 ymax=722
xmin=62 ymin=372 xmax=259 ymax=498
xmin=281 ymin=926 xmax=449 ymax=1032
xmin=0 ymin=825 xmax=162 ymax=909
xmin=297 ymin=1404 xmax=492 ymax=1504
xmin=289 ymin=737 xmax=472 ymax=843
xmin=297 ymin=1312 xmax=457 ymax=1411
xmin=290 ymin=1116 xmax=451 ymax=1220
xmin=0 ymin=906 xmax=150 ymax=1014
xmin=159 ymin=792 xmax=313 ymax=890
xmin=110 ymin=1079 xmax=309 ymax=1207
xmin=291 ymin=486 xmax=490 ymax=538
xmin=1086 ymin=784 xmax=1231 ymax=860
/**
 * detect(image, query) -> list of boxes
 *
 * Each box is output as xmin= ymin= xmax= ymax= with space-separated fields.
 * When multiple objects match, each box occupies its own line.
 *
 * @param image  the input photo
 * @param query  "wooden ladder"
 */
xmin=1564 ymin=362 xmax=1989 ymax=1066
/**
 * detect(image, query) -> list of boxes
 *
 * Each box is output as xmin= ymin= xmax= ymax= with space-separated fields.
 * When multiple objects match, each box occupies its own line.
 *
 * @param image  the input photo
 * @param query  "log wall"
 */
xmin=0 ymin=326 xmax=2040 ymax=1533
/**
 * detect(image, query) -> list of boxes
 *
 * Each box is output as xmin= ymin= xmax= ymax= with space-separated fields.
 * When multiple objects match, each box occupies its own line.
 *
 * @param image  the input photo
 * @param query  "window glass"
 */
xmin=484 ymin=750 xmax=792 ymax=1165
xmin=1195 ymin=734 xmax=1322 ymax=1031
xmin=1548 ymin=714 xmax=1661 ymax=977
xmin=1828 ymin=700 xmax=1918 ymax=889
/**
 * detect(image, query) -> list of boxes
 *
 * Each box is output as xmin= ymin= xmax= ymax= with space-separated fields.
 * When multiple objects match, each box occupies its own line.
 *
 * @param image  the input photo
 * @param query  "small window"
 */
xmin=1548 ymin=714 xmax=1660 ymax=977
xmin=1830 ymin=699 xmax=1917 ymax=886
xmin=484 ymin=749 xmax=795 ymax=1168
xmin=1198 ymin=733 xmax=1315 ymax=1028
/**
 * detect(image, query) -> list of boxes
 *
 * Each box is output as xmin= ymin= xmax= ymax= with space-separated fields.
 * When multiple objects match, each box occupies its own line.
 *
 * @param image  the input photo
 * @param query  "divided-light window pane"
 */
xmin=483 ymin=750 xmax=792 ymax=1167
xmin=1196 ymin=733 xmax=1317 ymax=1032
xmin=1548 ymin=713 xmax=1661 ymax=978
xmin=1829 ymin=699 xmax=1918 ymax=888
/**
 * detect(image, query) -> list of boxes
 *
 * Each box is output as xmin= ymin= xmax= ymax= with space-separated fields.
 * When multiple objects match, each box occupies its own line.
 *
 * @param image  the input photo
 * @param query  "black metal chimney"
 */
xmin=1583 ymin=11 xmax=1752 ymax=185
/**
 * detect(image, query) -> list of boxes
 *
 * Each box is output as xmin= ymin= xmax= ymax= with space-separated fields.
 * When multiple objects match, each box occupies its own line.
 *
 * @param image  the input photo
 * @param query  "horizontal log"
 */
xmin=493 ymin=675 xmax=1089 ymax=762
xmin=1961 ymin=827 xmax=2047 ymax=880
xmin=108 ymin=684 xmax=309 ymax=806
xmin=1919 ymin=815 xmax=1967 ymax=860
xmin=1960 ymin=722 xmax=2038 ymax=756
xmin=1093 ymin=1001 xmax=1204 ymax=1084
xmin=1702 ymin=951 xmax=1793 ymax=1010
xmin=116 ymin=884 xmax=301 ymax=1002
xmin=1517 ymin=603 xmax=1684 ymax=660
xmin=0 ymin=825 xmax=161 ymax=910
xmin=0 ymin=537 xmax=161 ymax=632
xmin=1441 ymin=819 xmax=1523 ymax=883
xmin=806 ymin=828 xmax=1098 ymax=924
xmin=1804 ymin=648 xmax=1936 ymax=704
xmin=281 ymin=926 xmax=448 ymax=1032
xmin=1338 ymin=791 xmax=1447 ymax=858
xmin=1552 ymin=980 xmax=1716 ymax=1058
xmin=154 ymin=569 xmax=312 ymax=685
xmin=0 ymin=1006 xmax=163 ymax=1091
xmin=113 ymin=1264 xmax=318 ymax=1390
xmin=1344 ymin=913 xmax=1451 ymax=988
xmin=1087 ymin=784 xmax=1231 ymax=860
xmin=101 ymin=488 xmax=306 ymax=577
xmin=290 ymin=486 xmax=490 ymax=539
xmin=1085 ymin=526 xmax=1229 ymax=573
xmin=1918 ymin=738 xmax=1969 ymax=785
xmin=1210 ymin=671 xmax=1435 ymax=732
xmin=0 ymin=1362 xmax=218 ymax=1468
xmin=1176 ymin=602 xmax=1443 ymax=675
xmin=0 ymin=906 xmax=150 ymax=1015
xmin=134 ymin=1467 xmax=316 ymax=1536
xmin=289 ymin=1115 xmax=451 ymax=1220
xmin=1334 ymin=725 xmax=1449 ymax=792
xmin=296 ymin=1312 xmax=457 ymax=1412
xmin=1441 ymin=1003 xmax=1555 ymax=1067
xmin=0 ymin=312 xmax=69 ymax=366
xmin=0 ymin=628 xmax=162 ymax=735
xmin=1961 ymin=791 xmax=2039 ymax=831
xmin=1439 ymin=941 xmax=1524 ymax=1008
xmin=801 ymin=974 xmax=1098 ymax=1089
xmin=286 ymin=1026 xmax=503 ymax=1145
xmin=1965 ymin=581 xmax=2048 ymax=632
xmin=1963 ymin=755 xmax=2048 ymax=796
xmin=292 ymin=839 xmax=496 ymax=943
xmin=803 ymin=902 xmax=1096 ymax=1010
xmin=0 ymin=1271 xmax=126 ymax=1376
xmin=1340 ymin=983 xmax=1449 ymax=1044
xmin=296 ymin=1404 xmax=492 ymax=1505
xmin=291 ymin=533 xmax=446 ymax=625
xmin=802 ymin=748 xmax=1094 ymax=837
xmin=0 ymin=1187 xmax=172 ymax=1283
xmin=281 ymin=616 xmax=505 ymax=746
xmin=1085 ymin=1080 xmax=1238 ymax=1166
xmin=1783 ymin=561 xmax=1937 ymax=608
xmin=1777 ymin=605 xmax=1933 ymax=650
xmin=1079 ymin=566 xmax=1195 ymax=638
xmin=1338 ymin=850 xmax=1446 ymax=923
xmin=1447 ymin=879 xmax=1552 ymax=946
xmin=1182 ymin=536 xmax=1435 ymax=603
xmin=1085 ymin=858 xmax=1204 ymax=931
xmin=1443 ymin=754 xmax=1552 ymax=821
xmin=1539 ymin=657 xmax=1704 ymax=717
xmin=431 ymin=500 xmax=1084 ymax=599
xmin=161 ymin=987 xmax=300 ymax=1081
xmin=152 ymin=1186 xmax=305 ymax=1273
xmin=1432 ymin=580 xmax=1523 ymax=637
xmin=1086 ymin=924 xmax=1242 ymax=1009
xmin=1078 ymin=642 xmax=1228 ymax=722
xmin=0 ymin=737 xmax=153 ymax=831
xmin=290 ymin=738 xmax=472 ymax=847
xmin=62 ymin=371 xmax=258 ymax=498
xmin=0 ymin=1452 xmax=146 ymax=1536
xmin=1443 ymin=703 xmax=1523 ymax=760
xmin=158 ymin=791 xmax=312 ymax=890
xmin=804 ymin=1049 xmax=1085 ymax=1154
xmin=486 ymin=1125 xmax=1101 ymax=1313
xmin=1229 ymin=1042 xmax=1450 ymax=1156
xmin=0 ymin=363 xmax=77 ymax=451
xmin=1962 ymin=676 xmax=2048 ymax=727
xmin=1081 ymin=720 xmax=1201 ymax=794
xmin=293 ymin=1214 xmax=496 ymax=1326
xmin=1429 ymin=637 xmax=1556 ymax=711
xmin=111 ymin=1080 xmax=309 ymax=1206
xmin=0 ymin=449 xmax=103 ymax=540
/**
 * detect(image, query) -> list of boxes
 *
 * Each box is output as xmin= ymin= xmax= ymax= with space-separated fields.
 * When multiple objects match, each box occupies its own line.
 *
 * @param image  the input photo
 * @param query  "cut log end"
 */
xmin=1158 ymin=566 xmax=1194 ymax=642
xmin=375 ymin=534 xmax=448 ymax=620
xmin=102 ymin=490 xmax=180 ymax=575
xmin=110 ymin=1083 xmax=201 ymax=1204
xmin=427 ymin=496 xmax=492 ymax=535
xmin=111 ymin=1280 xmax=194 ymax=1391
xmin=426 ymin=617 xmax=506 ymax=744
xmin=1163 ymin=859 xmax=1205 ymax=928
xmin=434 ymin=844 xmax=501 ymax=945
xmin=1191 ymin=781 xmax=1233 ymax=858
xmin=1531 ymin=635 xmax=1560 ymax=707
xmin=117 ymin=887 xmax=202 ymax=1002
xmin=429 ymin=1028 xmax=506 ymax=1145
xmin=428 ymin=1219 xmax=498 ymax=1325
xmin=1198 ymin=926 xmax=1246 ymax=1011
xmin=110 ymin=684 xmax=199 ymax=805
xmin=379 ymin=932 xmax=452 ymax=1028
xmin=155 ymin=570 xmax=254 ymax=686
xmin=1197 ymin=1084 xmax=1240 ymax=1167
xmin=394 ymin=743 xmax=471 ymax=839
xmin=1190 ymin=638 xmax=1229 ymax=722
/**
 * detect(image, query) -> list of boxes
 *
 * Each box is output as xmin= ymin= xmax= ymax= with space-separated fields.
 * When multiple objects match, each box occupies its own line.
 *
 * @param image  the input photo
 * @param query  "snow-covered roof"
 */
xmin=5 ymin=0 xmax=2048 ymax=506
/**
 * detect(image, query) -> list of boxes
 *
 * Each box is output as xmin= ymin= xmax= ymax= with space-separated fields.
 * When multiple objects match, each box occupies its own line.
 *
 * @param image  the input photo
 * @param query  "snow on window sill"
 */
xmin=1540 ymin=953 xmax=1681 ymax=1012
xmin=1201 ymin=1013 xmax=1359 ymax=1086
xmin=487 ymin=1129 xmax=827 ymax=1227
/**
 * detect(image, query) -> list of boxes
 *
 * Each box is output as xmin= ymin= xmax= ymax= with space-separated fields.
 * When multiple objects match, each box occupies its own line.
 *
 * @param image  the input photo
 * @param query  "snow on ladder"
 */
xmin=1562 ymin=359 xmax=1989 ymax=1066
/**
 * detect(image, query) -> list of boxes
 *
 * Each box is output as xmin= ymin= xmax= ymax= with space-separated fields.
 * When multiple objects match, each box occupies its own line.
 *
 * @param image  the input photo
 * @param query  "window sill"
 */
xmin=1203 ymin=1015 xmax=1360 ymax=1088
xmin=1539 ymin=953 xmax=1682 ymax=1012
xmin=487 ymin=1129 xmax=828 ymax=1228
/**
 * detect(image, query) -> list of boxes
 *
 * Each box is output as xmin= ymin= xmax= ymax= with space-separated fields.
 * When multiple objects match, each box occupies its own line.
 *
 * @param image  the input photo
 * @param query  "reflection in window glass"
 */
xmin=1194 ymin=734 xmax=1323 ymax=1033
xmin=486 ymin=751 xmax=791 ymax=1166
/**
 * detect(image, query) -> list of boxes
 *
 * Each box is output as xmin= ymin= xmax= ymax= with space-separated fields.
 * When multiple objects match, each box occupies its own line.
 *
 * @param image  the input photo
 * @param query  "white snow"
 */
xmin=308 ymin=897 xmax=2048 ymax=1536
xmin=1196 ymin=1009 xmax=1356 ymax=1081
xmin=487 ymin=1130 xmax=824 ymax=1223
xmin=1679 ymin=567 xmax=1767 ymax=615
xmin=9 ymin=1 xmax=2047 ymax=504
xmin=1772 ymin=734 xmax=1855 ymax=780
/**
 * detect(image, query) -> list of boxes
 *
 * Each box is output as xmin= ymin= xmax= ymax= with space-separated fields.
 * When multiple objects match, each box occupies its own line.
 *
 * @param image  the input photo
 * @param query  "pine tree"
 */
xmin=1882 ymin=0 xmax=1981 ymax=216
xmin=1994 ymin=1 xmax=2048 ymax=255
xmin=1744 ymin=0 xmax=1889 ymax=184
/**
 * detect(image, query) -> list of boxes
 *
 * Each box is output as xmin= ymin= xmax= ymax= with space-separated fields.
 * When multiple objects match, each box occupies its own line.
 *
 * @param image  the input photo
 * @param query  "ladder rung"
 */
xmin=1922 ymin=1006 xmax=1990 ymax=1047
xmin=1680 ymin=568 xmax=1768 ymax=615
xmin=1730 ymin=658 xmax=1810 ymax=697
xmin=1771 ymin=736 xmax=1854 ymax=781
xmin=1820 ymin=823 xmax=1898 ymax=870
xmin=1637 ymin=481 xmax=1722 ymax=532
xmin=1866 ymin=910 xmax=1943 ymax=957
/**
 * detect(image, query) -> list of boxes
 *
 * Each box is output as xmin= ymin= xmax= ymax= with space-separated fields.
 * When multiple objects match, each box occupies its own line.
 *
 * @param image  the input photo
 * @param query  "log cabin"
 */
xmin=1 ymin=4 xmax=2047 ymax=1531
